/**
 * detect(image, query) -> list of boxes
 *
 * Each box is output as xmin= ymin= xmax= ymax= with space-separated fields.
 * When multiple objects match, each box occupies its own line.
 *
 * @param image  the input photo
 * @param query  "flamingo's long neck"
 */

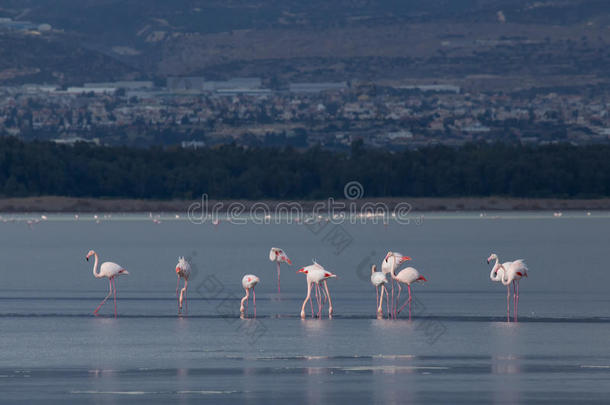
xmin=498 ymin=259 xmax=513 ymax=285
xmin=490 ymin=258 xmax=502 ymax=281
xmin=390 ymin=259 xmax=398 ymax=280
xmin=92 ymin=253 xmax=101 ymax=278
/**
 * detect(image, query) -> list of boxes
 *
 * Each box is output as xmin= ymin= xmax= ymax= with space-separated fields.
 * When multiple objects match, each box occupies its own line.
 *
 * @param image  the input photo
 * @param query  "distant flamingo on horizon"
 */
xmin=269 ymin=247 xmax=292 ymax=293
xmin=487 ymin=253 xmax=528 ymax=322
xmin=298 ymin=261 xmax=336 ymax=319
xmin=175 ymin=257 xmax=191 ymax=315
xmin=240 ymin=274 xmax=260 ymax=317
xmin=370 ymin=264 xmax=389 ymax=317
xmin=391 ymin=264 xmax=427 ymax=319
xmin=86 ymin=250 xmax=129 ymax=318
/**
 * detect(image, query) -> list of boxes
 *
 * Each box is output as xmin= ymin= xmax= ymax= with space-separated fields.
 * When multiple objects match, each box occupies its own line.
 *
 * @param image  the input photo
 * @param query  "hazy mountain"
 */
xmin=1 ymin=0 xmax=609 ymax=86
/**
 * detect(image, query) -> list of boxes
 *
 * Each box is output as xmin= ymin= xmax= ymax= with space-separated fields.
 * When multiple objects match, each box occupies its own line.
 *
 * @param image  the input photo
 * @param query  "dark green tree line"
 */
xmin=0 ymin=137 xmax=609 ymax=199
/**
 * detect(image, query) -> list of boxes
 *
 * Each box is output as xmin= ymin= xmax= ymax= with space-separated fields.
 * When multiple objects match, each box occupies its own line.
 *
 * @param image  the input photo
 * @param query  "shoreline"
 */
xmin=1 ymin=196 xmax=610 ymax=213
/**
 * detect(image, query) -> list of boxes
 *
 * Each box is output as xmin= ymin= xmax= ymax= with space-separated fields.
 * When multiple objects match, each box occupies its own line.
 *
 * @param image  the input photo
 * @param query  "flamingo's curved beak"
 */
xmin=286 ymin=258 xmax=292 ymax=265
xmin=86 ymin=257 xmax=89 ymax=261
xmin=486 ymin=258 xmax=491 ymax=264
xmin=401 ymin=256 xmax=411 ymax=263
xmin=418 ymin=276 xmax=427 ymax=282
xmin=297 ymin=268 xmax=304 ymax=273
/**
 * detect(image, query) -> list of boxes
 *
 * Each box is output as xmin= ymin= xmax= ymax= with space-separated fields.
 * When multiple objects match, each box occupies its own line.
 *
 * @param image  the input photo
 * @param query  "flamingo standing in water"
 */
xmin=391 ymin=265 xmax=427 ymax=319
xmin=370 ymin=264 xmax=389 ymax=316
xmin=381 ymin=252 xmax=411 ymax=315
xmin=487 ymin=253 xmax=528 ymax=322
xmin=86 ymin=250 xmax=129 ymax=318
xmin=175 ymin=257 xmax=191 ymax=315
xmin=269 ymin=247 xmax=292 ymax=293
xmin=240 ymin=274 xmax=260 ymax=317
xmin=298 ymin=262 xmax=336 ymax=319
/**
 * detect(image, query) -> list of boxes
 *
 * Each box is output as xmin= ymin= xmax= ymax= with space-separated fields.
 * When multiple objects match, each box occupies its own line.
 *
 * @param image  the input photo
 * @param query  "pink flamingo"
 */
xmin=487 ymin=253 xmax=528 ymax=322
xmin=175 ymin=257 xmax=191 ymax=315
xmin=370 ymin=264 xmax=389 ymax=317
xmin=381 ymin=252 xmax=411 ymax=314
xmin=269 ymin=247 xmax=292 ymax=293
xmin=391 ymin=265 xmax=427 ymax=319
xmin=86 ymin=250 xmax=129 ymax=318
xmin=240 ymin=274 xmax=260 ymax=317
xmin=298 ymin=262 xmax=336 ymax=319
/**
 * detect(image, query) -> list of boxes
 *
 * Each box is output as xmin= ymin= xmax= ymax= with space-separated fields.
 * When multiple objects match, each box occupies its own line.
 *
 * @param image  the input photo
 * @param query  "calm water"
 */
xmin=1 ymin=212 xmax=609 ymax=404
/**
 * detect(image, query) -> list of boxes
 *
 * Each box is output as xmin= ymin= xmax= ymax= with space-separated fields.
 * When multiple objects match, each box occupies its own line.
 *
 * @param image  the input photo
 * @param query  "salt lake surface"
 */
xmin=0 ymin=212 xmax=609 ymax=404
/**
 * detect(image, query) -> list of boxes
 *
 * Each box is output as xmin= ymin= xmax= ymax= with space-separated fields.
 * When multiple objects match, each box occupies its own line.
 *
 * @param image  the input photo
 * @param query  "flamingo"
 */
xmin=269 ymin=247 xmax=292 ymax=293
xmin=240 ymin=274 xmax=260 ymax=317
xmin=86 ymin=250 xmax=129 ymax=318
xmin=175 ymin=257 xmax=191 ymax=315
xmin=487 ymin=253 xmax=528 ymax=322
xmin=391 ymin=265 xmax=427 ymax=319
xmin=381 ymin=252 xmax=411 ymax=315
xmin=298 ymin=262 xmax=336 ymax=319
xmin=370 ymin=264 xmax=389 ymax=316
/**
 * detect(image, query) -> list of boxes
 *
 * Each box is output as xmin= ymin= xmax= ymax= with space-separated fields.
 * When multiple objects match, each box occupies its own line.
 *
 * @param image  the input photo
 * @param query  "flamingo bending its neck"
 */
xmin=175 ymin=257 xmax=191 ymax=315
xmin=370 ymin=264 xmax=389 ymax=317
xmin=391 ymin=264 xmax=427 ymax=319
xmin=298 ymin=261 xmax=336 ymax=319
xmin=86 ymin=250 xmax=129 ymax=318
xmin=240 ymin=274 xmax=260 ymax=317
xmin=269 ymin=247 xmax=292 ymax=293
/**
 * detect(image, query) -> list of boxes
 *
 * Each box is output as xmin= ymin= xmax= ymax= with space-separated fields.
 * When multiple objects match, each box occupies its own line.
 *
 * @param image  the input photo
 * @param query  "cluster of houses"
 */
xmin=0 ymin=77 xmax=608 ymax=148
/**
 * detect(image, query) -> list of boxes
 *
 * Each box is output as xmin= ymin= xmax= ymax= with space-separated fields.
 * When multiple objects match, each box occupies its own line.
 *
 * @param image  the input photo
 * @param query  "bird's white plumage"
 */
xmin=394 ymin=267 xmax=425 ymax=285
xmin=371 ymin=271 xmax=388 ymax=286
xmin=176 ymin=256 xmax=191 ymax=279
xmin=242 ymin=274 xmax=260 ymax=289
xmin=99 ymin=261 xmax=127 ymax=278
xmin=269 ymin=247 xmax=291 ymax=264
xmin=381 ymin=251 xmax=407 ymax=275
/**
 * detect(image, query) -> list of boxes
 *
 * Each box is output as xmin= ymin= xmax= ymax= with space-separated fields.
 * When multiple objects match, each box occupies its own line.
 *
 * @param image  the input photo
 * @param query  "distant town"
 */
xmin=1 ymin=76 xmax=608 ymax=149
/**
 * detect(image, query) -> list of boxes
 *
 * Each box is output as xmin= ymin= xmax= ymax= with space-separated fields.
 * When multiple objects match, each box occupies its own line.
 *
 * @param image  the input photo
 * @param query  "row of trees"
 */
xmin=0 ymin=137 xmax=609 ymax=199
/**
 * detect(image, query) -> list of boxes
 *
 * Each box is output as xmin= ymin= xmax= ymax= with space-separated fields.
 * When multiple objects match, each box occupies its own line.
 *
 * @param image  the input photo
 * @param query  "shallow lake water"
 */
xmin=0 ymin=212 xmax=609 ymax=404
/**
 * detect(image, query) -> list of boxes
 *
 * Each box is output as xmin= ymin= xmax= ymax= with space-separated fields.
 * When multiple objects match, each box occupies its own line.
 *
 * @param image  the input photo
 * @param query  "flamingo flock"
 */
xmin=85 ymin=246 xmax=528 ymax=322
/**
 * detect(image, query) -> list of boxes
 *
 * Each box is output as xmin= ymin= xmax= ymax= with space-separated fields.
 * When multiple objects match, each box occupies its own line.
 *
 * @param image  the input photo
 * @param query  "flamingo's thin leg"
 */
xmin=408 ymin=285 xmax=412 ymax=320
xmin=301 ymin=282 xmax=312 ymax=318
xmin=112 ymin=277 xmax=117 ymax=318
xmin=397 ymin=294 xmax=409 ymax=315
xmin=315 ymin=283 xmax=322 ymax=318
xmin=176 ymin=277 xmax=180 ymax=309
xmin=94 ymin=278 xmax=113 ymax=316
xmin=240 ymin=288 xmax=249 ymax=314
xmin=376 ymin=285 xmax=380 ymax=312
xmin=506 ymin=285 xmax=511 ymax=322
xmin=309 ymin=283 xmax=314 ymax=317
xmin=512 ymin=281 xmax=516 ymax=322
xmin=319 ymin=283 xmax=326 ymax=316
xmin=395 ymin=284 xmax=402 ymax=319
xmin=184 ymin=279 xmax=189 ymax=315
xmin=253 ymin=287 xmax=256 ymax=318
xmin=277 ymin=262 xmax=281 ymax=294
xmin=384 ymin=285 xmax=390 ymax=318
xmin=515 ymin=280 xmax=519 ymax=322
xmin=323 ymin=280 xmax=333 ymax=317
xmin=390 ymin=278 xmax=394 ymax=316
